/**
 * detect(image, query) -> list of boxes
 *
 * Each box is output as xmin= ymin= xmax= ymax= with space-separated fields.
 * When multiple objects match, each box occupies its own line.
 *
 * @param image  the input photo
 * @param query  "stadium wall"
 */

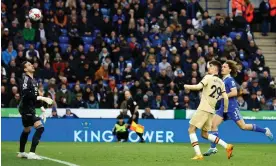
xmin=2 ymin=118 xmax=276 ymax=143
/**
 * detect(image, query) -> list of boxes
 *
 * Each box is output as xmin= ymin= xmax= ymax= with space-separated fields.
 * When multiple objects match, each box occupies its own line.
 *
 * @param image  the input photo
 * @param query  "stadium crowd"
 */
xmin=1 ymin=0 xmax=276 ymax=111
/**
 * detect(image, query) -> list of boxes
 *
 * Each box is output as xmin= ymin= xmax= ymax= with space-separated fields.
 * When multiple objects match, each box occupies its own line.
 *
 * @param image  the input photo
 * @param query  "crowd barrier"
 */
xmin=2 ymin=118 xmax=276 ymax=143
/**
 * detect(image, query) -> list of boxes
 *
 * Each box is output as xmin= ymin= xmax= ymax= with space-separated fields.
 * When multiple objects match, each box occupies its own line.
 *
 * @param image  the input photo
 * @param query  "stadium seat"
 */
xmin=84 ymin=44 xmax=91 ymax=53
xmin=93 ymin=30 xmax=101 ymax=37
xmin=35 ymin=42 xmax=40 ymax=49
xmin=82 ymin=37 xmax=93 ymax=44
xmin=59 ymin=43 xmax=69 ymax=54
xmin=59 ymin=36 xmax=69 ymax=44
xmin=229 ymin=32 xmax=237 ymax=40
xmin=100 ymin=8 xmax=110 ymax=16
xmin=47 ymin=42 xmax=53 ymax=47
xmin=25 ymin=43 xmax=30 ymax=49
xmin=60 ymin=29 xmax=67 ymax=36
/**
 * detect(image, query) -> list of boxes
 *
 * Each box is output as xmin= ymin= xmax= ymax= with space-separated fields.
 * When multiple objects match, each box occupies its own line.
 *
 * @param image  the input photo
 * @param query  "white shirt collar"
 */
xmin=223 ymin=74 xmax=231 ymax=80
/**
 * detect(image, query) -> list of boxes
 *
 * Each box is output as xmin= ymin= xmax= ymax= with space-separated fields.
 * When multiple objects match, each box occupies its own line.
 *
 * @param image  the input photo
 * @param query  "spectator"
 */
xmin=159 ymin=56 xmax=171 ymax=71
xmin=50 ymin=108 xmax=60 ymax=118
xmin=54 ymin=9 xmax=68 ymax=28
xmin=259 ymin=0 xmax=271 ymax=36
xmin=13 ymin=31 xmax=25 ymax=46
xmin=260 ymin=97 xmax=270 ymax=110
xmin=247 ymin=93 xmax=261 ymax=112
xmin=182 ymin=95 xmax=195 ymax=109
xmin=270 ymin=98 xmax=276 ymax=111
xmin=138 ymin=95 xmax=151 ymax=109
xmin=56 ymin=84 xmax=72 ymax=108
xmin=22 ymin=20 xmax=35 ymax=42
xmin=237 ymin=95 xmax=248 ymax=110
xmin=1 ymin=28 xmax=12 ymax=50
xmin=71 ymin=93 xmax=87 ymax=108
xmin=86 ymin=93 xmax=99 ymax=109
xmin=259 ymin=71 xmax=273 ymax=99
xmin=95 ymin=63 xmax=109 ymax=81
xmin=169 ymin=95 xmax=183 ymax=109
xmin=142 ymin=107 xmax=155 ymax=119
xmin=9 ymin=93 xmax=20 ymax=108
xmin=25 ymin=44 xmax=40 ymax=62
xmin=117 ymin=109 xmax=131 ymax=119
xmin=62 ymin=108 xmax=79 ymax=118
xmin=151 ymin=94 xmax=168 ymax=110
xmin=2 ymin=44 xmax=17 ymax=65
xmin=1 ymin=86 xmax=9 ymax=108
xmin=187 ymin=0 xmax=204 ymax=19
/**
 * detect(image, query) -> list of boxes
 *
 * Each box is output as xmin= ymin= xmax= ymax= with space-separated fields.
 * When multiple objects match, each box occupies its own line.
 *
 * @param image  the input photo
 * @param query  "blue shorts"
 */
xmin=216 ymin=107 xmax=243 ymax=122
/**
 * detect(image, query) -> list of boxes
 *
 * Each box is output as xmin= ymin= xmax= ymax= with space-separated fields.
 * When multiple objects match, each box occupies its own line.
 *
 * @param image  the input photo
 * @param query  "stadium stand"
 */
xmin=1 ymin=0 xmax=276 ymax=111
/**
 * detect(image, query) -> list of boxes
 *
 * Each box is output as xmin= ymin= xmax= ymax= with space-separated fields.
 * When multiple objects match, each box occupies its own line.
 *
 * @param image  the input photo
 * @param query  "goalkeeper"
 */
xmin=112 ymin=115 xmax=129 ymax=142
xmin=17 ymin=61 xmax=53 ymax=160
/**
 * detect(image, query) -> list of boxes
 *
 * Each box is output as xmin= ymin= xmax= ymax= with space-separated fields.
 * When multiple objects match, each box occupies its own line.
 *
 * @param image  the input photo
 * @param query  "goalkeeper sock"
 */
xmin=30 ymin=127 xmax=44 ymax=153
xmin=189 ymin=133 xmax=201 ymax=155
xmin=20 ymin=130 xmax=30 ymax=152
xmin=208 ymin=134 xmax=227 ymax=149
xmin=210 ymin=131 xmax=219 ymax=148
xmin=252 ymin=124 xmax=266 ymax=133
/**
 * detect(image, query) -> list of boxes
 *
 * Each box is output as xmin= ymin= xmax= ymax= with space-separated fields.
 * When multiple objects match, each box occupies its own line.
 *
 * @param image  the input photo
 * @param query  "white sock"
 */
xmin=189 ymin=133 xmax=201 ymax=155
xmin=208 ymin=134 xmax=228 ymax=149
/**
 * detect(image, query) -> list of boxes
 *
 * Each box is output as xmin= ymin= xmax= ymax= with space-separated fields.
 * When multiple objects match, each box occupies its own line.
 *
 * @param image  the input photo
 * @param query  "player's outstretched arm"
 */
xmin=184 ymin=83 xmax=203 ymax=91
xmin=221 ymin=92 xmax=229 ymax=113
xmin=37 ymin=96 xmax=53 ymax=105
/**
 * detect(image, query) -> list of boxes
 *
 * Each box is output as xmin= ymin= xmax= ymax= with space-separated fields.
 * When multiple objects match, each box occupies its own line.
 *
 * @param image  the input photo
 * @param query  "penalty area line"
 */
xmin=39 ymin=155 xmax=80 ymax=166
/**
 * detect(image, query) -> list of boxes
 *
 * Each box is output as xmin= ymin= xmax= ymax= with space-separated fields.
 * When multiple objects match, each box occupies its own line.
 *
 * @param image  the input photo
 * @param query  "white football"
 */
xmin=29 ymin=8 xmax=42 ymax=21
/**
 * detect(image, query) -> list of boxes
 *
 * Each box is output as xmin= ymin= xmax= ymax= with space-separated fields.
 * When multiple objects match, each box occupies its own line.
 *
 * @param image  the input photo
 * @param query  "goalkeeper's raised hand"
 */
xmin=37 ymin=96 xmax=54 ymax=105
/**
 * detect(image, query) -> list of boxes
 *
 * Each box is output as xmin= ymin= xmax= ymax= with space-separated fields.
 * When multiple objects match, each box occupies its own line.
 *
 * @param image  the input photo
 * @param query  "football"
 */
xmin=29 ymin=8 xmax=42 ymax=21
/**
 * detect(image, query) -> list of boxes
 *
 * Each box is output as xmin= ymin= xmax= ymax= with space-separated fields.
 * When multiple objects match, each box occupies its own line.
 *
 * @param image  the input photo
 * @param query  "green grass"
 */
xmin=2 ymin=142 xmax=276 ymax=166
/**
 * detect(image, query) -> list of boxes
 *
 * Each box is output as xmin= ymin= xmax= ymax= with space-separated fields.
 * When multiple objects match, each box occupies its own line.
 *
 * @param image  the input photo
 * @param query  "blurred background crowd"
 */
xmin=1 ymin=0 xmax=276 ymax=111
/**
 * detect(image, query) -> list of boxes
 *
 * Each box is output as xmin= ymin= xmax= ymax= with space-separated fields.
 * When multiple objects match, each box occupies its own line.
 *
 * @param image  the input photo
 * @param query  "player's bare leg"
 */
xmin=201 ymin=130 xmax=234 ymax=159
xmin=188 ymin=125 xmax=203 ymax=160
xmin=18 ymin=126 xmax=31 ymax=158
xmin=236 ymin=119 xmax=273 ymax=141
xmin=27 ymin=121 xmax=44 ymax=160
xmin=203 ymin=115 xmax=224 ymax=156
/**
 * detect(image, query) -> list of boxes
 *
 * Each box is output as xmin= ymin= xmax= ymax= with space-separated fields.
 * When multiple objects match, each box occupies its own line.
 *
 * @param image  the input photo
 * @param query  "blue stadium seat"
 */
xmin=35 ymin=42 xmax=40 ymax=49
xmin=84 ymin=44 xmax=91 ymax=53
xmin=60 ymin=29 xmax=67 ymax=35
xmin=82 ymin=37 xmax=93 ymax=44
xmin=229 ymin=32 xmax=237 ymax=40
xmin=100 ymin=8 xmax=110 ymax=16
xmin=25 ymin=43 xmax=30 ymax=49
xmin=47 ymin=42 xmax=53 ymax=47
xmin=93 ymin=30 xmax=101 ymax=37
xmin=59 ymin=36 xmax=69 ymax=44
xmin=59 ymin=43 xmax=69 ymax=54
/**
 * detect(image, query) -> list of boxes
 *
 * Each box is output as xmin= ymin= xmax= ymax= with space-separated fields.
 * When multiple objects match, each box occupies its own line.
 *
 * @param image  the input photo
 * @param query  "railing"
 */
xmin=203 ymin=0 xmax=231 ymax=15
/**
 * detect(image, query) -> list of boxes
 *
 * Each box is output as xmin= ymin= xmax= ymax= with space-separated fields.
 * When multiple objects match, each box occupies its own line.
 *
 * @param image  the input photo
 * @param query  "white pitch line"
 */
xmin=39 ymin=155 xmax=80 ymax=166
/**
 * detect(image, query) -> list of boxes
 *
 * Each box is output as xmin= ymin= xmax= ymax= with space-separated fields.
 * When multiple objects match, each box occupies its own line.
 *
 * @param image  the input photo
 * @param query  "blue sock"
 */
xmin=210 ymin=131 xmax=218 ymax=148
xmin=252 ymin=124 xmax=266 ymax=133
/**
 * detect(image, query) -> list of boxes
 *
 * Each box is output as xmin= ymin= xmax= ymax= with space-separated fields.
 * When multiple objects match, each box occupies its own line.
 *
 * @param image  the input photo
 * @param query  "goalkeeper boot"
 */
xmin=191 ymin=154 xmax=204 ymax=160
xmin=226 ymin=144 xmax=234 ymax=159
xmin=27 ymin=152 xmax=43 ymax=160
xmin=265 ymin=127 xmax=274 ymax=141
xmin=17 ymin=152 xmax=28 ymax=158
xmin=203 ymin=148 xmax=218 ymax=156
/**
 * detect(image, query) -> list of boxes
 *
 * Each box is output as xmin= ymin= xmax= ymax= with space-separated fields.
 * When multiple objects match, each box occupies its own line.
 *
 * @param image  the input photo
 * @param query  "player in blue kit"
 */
xmin=203 ymin=60 xmax=273 ymax=156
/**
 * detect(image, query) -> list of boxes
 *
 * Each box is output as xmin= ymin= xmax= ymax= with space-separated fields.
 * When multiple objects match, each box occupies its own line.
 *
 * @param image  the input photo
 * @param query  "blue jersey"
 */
xmin=219 ymin=76 xmax=238 ymax=112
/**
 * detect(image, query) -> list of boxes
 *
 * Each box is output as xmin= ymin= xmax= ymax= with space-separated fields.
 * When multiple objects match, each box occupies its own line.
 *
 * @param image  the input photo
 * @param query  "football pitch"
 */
xmin=2 ymin=142 xmax=276 ymax=166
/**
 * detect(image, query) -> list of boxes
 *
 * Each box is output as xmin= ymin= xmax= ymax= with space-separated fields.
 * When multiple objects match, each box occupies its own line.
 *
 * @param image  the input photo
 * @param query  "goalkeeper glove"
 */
xmin=37 ymin=96 xmax=53 ymax=105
